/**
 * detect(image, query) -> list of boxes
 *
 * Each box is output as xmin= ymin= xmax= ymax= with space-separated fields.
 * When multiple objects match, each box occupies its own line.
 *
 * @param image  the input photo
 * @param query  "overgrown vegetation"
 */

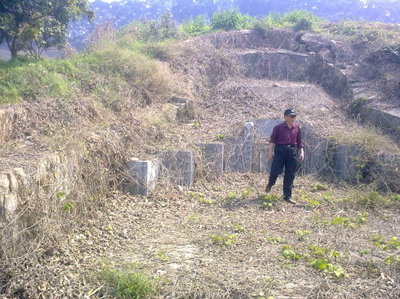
xmin=98 ymin=265 xmax=156 ymax=298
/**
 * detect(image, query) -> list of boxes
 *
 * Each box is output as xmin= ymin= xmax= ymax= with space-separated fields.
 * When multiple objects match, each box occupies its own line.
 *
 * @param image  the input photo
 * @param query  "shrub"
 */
xmin=281 ymin=10 xmax=321 ymax=31
xmin=211 ymin=10 xmax=253 ymax=31
xmin=254 ymin=10 xmax=322 ymax=33
xmin=180 ymin=15 xmax=211 ymax=37
xmin=98 ymin=266 xmax=156 ymax=298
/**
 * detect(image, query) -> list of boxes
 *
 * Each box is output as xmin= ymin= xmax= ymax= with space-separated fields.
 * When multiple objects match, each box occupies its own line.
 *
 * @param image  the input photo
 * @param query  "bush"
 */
xmin=180 ymin=15 xmax=211 ymax=37
xmin=211 ymin=10 xmax=253 ymax=31
xmin=254 ymin=10 xmax=322 ymax=33
xmin=281 ymin=10 xmax=321 ymax=31
xmin=99 ymin=266 xmax=156 ymax=298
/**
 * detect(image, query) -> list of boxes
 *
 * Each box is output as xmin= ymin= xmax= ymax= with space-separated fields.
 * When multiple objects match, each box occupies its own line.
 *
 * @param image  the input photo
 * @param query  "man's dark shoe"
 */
xmin=265 ymin=185 xmax=272 ymax=193
xmin=284 ymin=197 xmax=297 ymax=204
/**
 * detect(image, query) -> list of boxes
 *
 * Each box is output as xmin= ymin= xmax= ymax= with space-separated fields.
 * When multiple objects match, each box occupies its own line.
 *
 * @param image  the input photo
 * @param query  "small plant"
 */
xmin=232 ymin=223 xmax=246 ymax=233
xmin=310 ymin=259 xmax=348 ymax=278
xmin=261 ymin=194 xmax=279 ymax=209
xmin=156 ymin=250 xmax=169 ymax=262
xmin=310 ymin=182 xmax=329 ymax=192
xmin=211 ymin=234 xmax=238 ymax=246
xmin=295 ymin=230 xmax=310 ymax=241
xmin=266 ymin=236 xmax=286 ymax=244
xmin=241 ymin=187 xmax=252 ymax=198
xmin=281 ymin=245 xmax=302 ymax=261
xmin=359 ymin=249 xmax=370 ymax=256
xmin=371 ymin=235 xmax=400 ymax=251
xmin=98 ymin=266 xmax=156 ymax=298
xmin=61 ymin=202 xmax=74 ymax=213
xmin=189 ymin=191 xmax=215 ymax=205
xmin=309 ymin=245 xmax=341 ymax=259
xmin=214 ymin=133 xmax=226 ymax=140
xmin=224 ymin=191 xmax=239 ymax=206
xmin=299 ymin=194 xmax=320 ymax=209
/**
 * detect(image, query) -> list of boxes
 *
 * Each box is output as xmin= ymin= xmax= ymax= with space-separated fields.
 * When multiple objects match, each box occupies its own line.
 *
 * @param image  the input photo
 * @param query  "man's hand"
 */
xmin=298 ymin=148 xmax=305 ymax=162
xmin=268 ymin=152 xmax=274 ymax=161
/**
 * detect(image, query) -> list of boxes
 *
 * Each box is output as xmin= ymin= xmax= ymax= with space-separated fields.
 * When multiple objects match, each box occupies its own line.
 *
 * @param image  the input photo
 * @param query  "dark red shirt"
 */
xmin=270 ymin=122 xmax=304 ymax=148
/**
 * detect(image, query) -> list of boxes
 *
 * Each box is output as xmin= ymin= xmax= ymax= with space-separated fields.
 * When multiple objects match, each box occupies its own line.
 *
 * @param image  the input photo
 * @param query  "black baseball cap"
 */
xmin=284 ymin=109 xmax=296 ymax=116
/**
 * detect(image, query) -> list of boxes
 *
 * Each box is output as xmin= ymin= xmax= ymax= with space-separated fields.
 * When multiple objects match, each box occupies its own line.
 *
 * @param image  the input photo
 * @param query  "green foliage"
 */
xmin=0 ymin=38 xmax=171 ymax=105
xmin=98 ymin=266 xmax=156 ymax=298
xmin=0 ymin=0 xmax=94 ymax=59
xmin=231 ymin=223 xmax=246 ymax=233
xmin=310 ymin=258 xmax=348 ymax=278
xmin=261 ymin=194 xmax=279 ymax=209
xmin=211 ymin=233 xmax=238 ymax=246
xmin=61 ymin=202 xmax=74 ymax=213
xmin=310 ymin=182 xmax=329 ymax=192
xmin=254 ymin=10 xmax=322 ymax=34
xmin=180 ymin=15 xmax=211 ymax=37
xmin=281 ymin=245 xmax=302 ymax=261
xmin=189 ymin=191 xmax=215 ymax=205
xmin=371 ymin=235 xmax=400 ymax=251
xmin=280 ymin=10 xmax=321 ymax=32
xmin=321 ymin=212 xmax=368 ymax=228
xmin=155 ymin=250 xmax=169 ymax=262
xmin=132 ymin=12 xmax=178 ymax=42
xmin=295 ymin=230 xmax=310 ymax=241
xmin=266 ymin=236 xmax=286 ymax=244
xmin=211 ymin=10 xmax=253 ymax=31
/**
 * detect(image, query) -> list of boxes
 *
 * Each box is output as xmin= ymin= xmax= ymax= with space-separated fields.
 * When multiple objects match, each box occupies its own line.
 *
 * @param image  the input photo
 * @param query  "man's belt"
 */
xmin=276 ymin=144 xmax=297 ymax=147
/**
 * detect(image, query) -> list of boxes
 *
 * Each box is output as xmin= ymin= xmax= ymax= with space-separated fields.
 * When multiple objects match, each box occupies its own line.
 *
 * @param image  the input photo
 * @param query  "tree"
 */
xmin=0 ymin=0 xmax=94 ymax=60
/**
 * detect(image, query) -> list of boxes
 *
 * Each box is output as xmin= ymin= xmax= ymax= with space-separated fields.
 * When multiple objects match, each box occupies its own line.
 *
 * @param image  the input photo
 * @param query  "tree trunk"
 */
xmin=10 ymin=41 xmax=18 ymax=60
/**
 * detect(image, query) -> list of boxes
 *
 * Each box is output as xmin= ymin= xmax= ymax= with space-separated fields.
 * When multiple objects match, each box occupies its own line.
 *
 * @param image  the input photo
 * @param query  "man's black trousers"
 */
xmin=267 ymin=145 xmax=300 ymax=199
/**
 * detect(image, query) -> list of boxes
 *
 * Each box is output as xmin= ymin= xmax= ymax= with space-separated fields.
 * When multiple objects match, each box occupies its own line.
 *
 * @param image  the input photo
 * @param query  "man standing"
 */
xmin=265 ymin=109 xmax=305 ymax=204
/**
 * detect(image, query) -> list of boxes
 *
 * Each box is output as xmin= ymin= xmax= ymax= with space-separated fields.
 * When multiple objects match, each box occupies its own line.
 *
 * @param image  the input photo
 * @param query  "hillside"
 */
xmin=0 ymin=23 xmax=399 ymax=298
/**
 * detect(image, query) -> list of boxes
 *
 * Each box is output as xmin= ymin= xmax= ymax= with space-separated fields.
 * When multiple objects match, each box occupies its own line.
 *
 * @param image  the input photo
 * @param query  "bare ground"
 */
xmin=6 ymin=174 xmax=399 ymax=298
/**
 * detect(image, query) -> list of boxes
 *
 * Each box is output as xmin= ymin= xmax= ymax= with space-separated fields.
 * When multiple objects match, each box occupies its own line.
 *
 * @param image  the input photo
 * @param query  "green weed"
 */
xmin=155 ymin=250 xmax=169 ymax=262
xmin=371 ymin=235 xmax=400 ymax=251
xmin=310 ymin=182 xmax=329 ymax=192
xmin=211 ymin=234 xmax=238 ymax=246
xmin=295 ymin=230 xmax=310 ymax=241
xmin=266 ymin=236 xmax=286 ymax=244
xmin=98 ymin=266 xmax=155 ymax=298
xmin=281 ymin=245 xmax=302 ymax=261
xmin=310 ymin=259 xmax=348 ymax=278
xmin=261 ymin=194 xmax=279 ymax=209
xmin=232 ymin=223 xmax=246 ymax=233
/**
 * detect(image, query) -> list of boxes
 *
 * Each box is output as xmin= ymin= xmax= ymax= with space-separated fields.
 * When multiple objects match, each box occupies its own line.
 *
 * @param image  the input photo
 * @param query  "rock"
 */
xmin=125 ymin=159 xmax=160 ymax=196
xmin=196 ymin=143 xmax=224 ymax=177
xmin=239 ymin=50 xmax=310 ymax=81
xmin=159 ymin=150 xmax=195 ymax=186
xmin=224 ymin=122 xmax=255 ymax=173
xmin=168 ymin=96 xmax=195 ymax=122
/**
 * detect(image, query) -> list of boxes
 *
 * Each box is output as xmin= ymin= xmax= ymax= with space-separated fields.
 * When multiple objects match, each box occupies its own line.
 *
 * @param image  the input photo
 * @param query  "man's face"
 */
xmin=284 ymin=114 xmax=296 ymax=122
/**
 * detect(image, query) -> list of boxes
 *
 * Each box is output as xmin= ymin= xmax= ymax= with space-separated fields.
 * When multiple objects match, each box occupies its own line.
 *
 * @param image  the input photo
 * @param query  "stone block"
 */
xmin=168 ymin=96 xmax=195 ymax=121
xmin=333 ymin=145 xmax=366 ymax=182
xmin=196 ymin=143 xmax=224 ymax=177
xmin=160 ymin=151 xmax=194 ymax=186
xmin=252 ymin=140 xmax=271 ymax=173
xmin=224 ymin=122 xmax=255 ymax=173
xmin=301 ymin=125 xmax=329 ymax=174
xmin=126 ymin=159 xmax=159 ymax=196
xmin=240 ymin=50 xmax=310 ymax=81
xmin=253 ymin=119 xmax=282 ymax=139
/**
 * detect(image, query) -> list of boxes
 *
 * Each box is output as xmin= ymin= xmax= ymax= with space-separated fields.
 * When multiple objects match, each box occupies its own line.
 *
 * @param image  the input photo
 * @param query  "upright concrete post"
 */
xmin=224 ymin=122 xmax=255 ymax=173
xmin=196 ymin=143 xmax=224 ymax=177
xmin=126 ymin=159 xmax=159 ymax=196
xmin=160 ymin=150 xmax=195 ymax=186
